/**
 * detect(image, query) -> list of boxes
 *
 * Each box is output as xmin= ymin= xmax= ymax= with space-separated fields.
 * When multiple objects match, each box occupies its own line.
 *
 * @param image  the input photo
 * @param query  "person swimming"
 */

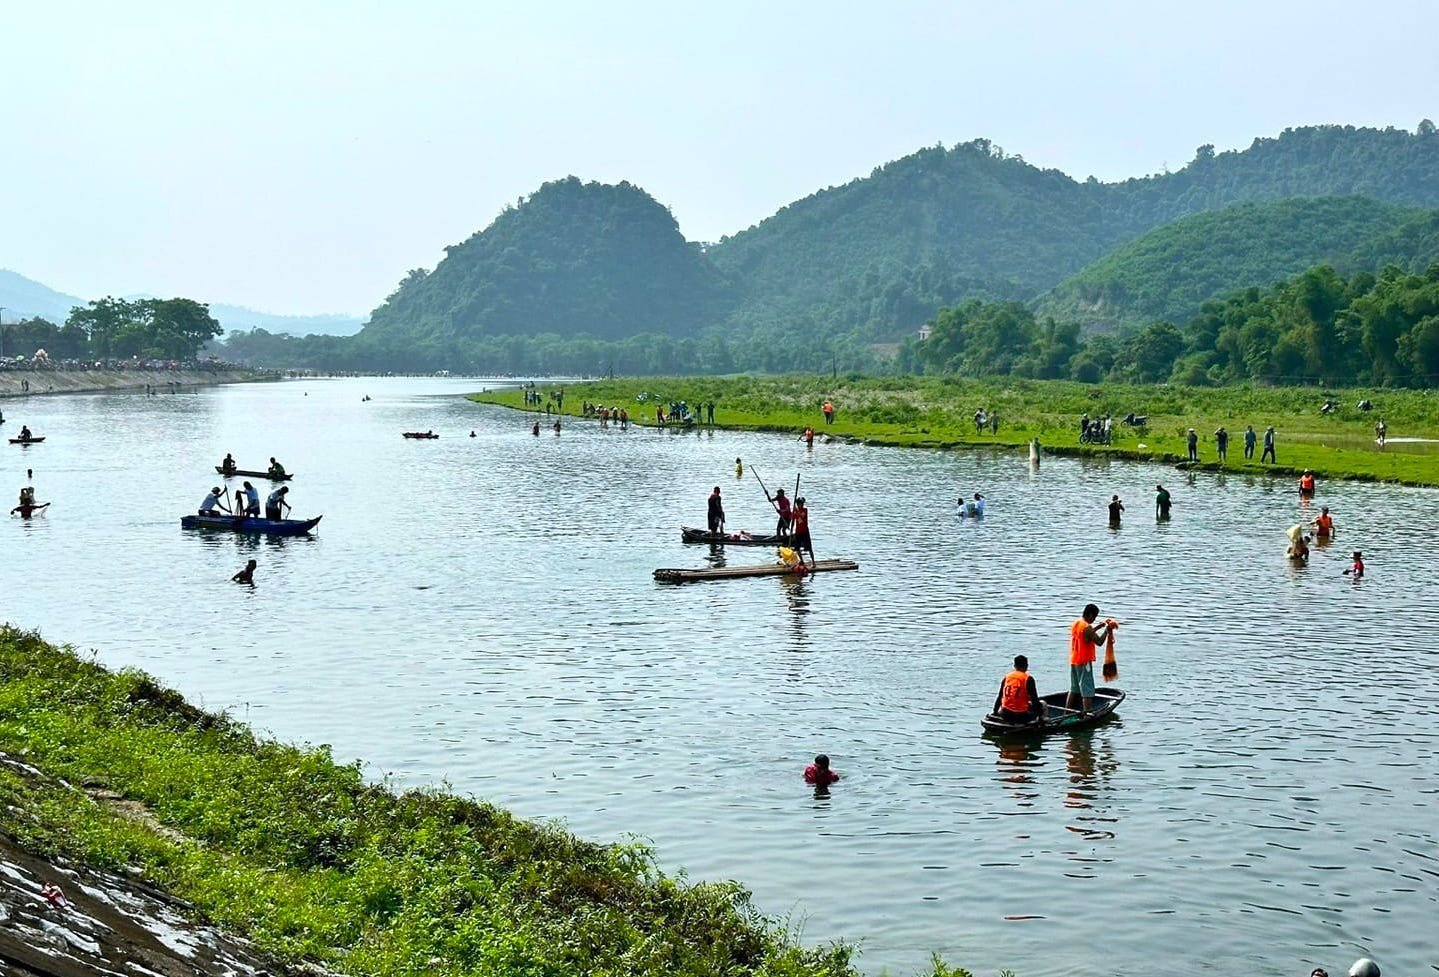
xmin=803 ymin=754 xmax=839 ymax=785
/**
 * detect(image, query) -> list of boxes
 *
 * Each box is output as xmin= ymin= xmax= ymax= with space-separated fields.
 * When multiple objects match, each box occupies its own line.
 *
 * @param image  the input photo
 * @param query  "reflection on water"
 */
xmin=2 ymin=377 xmax=1436 ymax=977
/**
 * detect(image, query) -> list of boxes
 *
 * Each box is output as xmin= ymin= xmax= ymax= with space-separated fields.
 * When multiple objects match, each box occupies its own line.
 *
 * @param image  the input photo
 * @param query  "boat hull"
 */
xmin=180 ymin=514 xmax=322 ymax=536
xmin=402 ymin=433 xmax=439 ymax=439
xmin=680 ymin=526 xmax=789 ymax=546
xmin=9 ymin=438 xmax=44 ymax=444
xmin=981 ymin=688 xmax=1125 ymax=735
xmin=216 ymin=467 xmax=293 ymax=481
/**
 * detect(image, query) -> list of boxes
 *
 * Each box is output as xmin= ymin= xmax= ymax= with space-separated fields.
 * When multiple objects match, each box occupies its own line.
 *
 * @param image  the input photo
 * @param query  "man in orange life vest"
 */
xmin=1068 ymin=603 xmax=1116 ymax=714
xmin=993 ymin=655 xmax=1042 ymax=725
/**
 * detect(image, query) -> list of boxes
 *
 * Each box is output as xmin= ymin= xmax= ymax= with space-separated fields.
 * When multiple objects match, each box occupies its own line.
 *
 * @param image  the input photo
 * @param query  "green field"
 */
xmin=0 ymin=626 xmax=988 ymax=977
xmin=470 ymin=377 xmax=1439 ymax=486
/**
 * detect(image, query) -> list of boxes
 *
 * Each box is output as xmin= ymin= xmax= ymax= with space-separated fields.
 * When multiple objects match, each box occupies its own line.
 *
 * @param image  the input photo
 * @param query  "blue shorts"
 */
xmin=1070 ymin=663 xmax=1095 ymax=698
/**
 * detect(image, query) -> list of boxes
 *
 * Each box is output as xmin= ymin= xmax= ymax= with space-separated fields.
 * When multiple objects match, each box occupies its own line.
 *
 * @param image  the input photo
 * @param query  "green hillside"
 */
xmin=361 ymin=177 xmax=733 ymax=352
xmin=1345 ymin=209 xmax=1439 ymax=273
xmin=1034 ymin=197 xmax=1428 ymax=330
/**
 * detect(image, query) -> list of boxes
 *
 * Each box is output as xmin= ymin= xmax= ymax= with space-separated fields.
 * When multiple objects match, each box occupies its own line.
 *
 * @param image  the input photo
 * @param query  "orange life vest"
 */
xmin=1001 ymin=670 xmax=1031 ymax=712
xmin=1315 ymin=513 xmax=1333 ymax=536
xmin=1300 ymin=474 xmax=1315 ymax=492
xmin=1070 ymin=619 xmax=1096 ymax=665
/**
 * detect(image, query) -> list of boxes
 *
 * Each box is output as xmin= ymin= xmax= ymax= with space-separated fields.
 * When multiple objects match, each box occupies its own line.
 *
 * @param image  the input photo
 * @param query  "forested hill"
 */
xmin=1034 ymin=197 xmax=1432 ymax=330
xmin=705 ymin=124 xmax=1439 ymax=338
xmin=361 ymin=177 xmax=732 ymax=348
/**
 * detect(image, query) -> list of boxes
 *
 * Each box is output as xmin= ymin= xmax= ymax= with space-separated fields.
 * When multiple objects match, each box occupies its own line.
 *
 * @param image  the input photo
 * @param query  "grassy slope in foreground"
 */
xmin=470 ymin=376 xmax=1439 ymax=486
xmin=1 ymin=627 xmax=988 ymax=977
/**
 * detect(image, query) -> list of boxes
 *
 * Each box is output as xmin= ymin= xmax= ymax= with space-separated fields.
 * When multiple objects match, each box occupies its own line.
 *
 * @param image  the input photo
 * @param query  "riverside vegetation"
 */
xmin=471 ymin=376 xmax=1439 ymax=485
xmin=0 ymin=626 xmax=987 ymax=977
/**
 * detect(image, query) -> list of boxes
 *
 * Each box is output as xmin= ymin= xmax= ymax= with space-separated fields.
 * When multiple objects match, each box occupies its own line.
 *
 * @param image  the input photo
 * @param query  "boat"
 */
xmin=180 ymin=514 xmax=322 ymax=536
xmin=981 ymin=687 xmax=1125 ymax=736
xmin=9 ymin=437 xmax=44 ymax=444
xmin=654 ymin=559 xmax=858 ymax=583
xmin=680 ymin=526 xmax=790 ymax=546
xmin=403 ymin=432 xmax=440 ymax=439
xmin=215 ymin=467 xmax=294 ymax=481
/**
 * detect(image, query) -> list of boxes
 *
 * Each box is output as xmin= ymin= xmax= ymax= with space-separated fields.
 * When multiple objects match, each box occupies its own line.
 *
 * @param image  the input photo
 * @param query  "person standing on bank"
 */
xmin=1186 ymin=428 xmax=1199 ymax=463
xmin=1067 ymin=604 xmax=1116 ymax=714
xmin=707 ymin=485 xmax=725 ymax=535
xmin=1214 ymin=426 xmax=1229 ymax=462
xmin=1244 ymin=424 xmax=1257 ymax=460
xmin=1262 ymin=425 xmax=1277 ymax=464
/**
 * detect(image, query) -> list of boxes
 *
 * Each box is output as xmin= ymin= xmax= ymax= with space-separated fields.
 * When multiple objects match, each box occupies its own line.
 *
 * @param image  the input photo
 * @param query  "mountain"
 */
xmin=1344 ymin=209 xmax=1439 ymax=274
xmin=1033 ymin=197 xmax=1430 ymax=330
xmin=0 ymin=269 xmax=81 ymax=322
xmin=702 ymin=124 xmax=1439 ymax=339
xmin=0 ymin=269 xmax=362 ymax=336
xmin=360 ymin=177 xmax=733 ymax=350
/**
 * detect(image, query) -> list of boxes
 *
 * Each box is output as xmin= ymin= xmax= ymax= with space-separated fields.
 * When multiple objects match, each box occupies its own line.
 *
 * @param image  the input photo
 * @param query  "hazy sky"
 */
xmin=6 ymin=1 xmax=1438 ymax=316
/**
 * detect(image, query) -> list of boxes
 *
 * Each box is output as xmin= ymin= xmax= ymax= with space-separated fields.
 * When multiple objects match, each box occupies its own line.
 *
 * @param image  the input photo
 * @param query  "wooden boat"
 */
xmin=981 ymin=687 xmax=1125 ymax=735
xmin=654 ymin=559 xmax=858 ymax=583
xmin=403 ymin=432 xmax=440 ymax=439
xmin=180 ymin=514 xmax=322 ymax=536
xmin=215 ymin=467 xmax=294 ymax=481
xmin=680 ymin=526 xmax=789 ymax=546
xmin=9 ymin=437 xmax=44 ymax=444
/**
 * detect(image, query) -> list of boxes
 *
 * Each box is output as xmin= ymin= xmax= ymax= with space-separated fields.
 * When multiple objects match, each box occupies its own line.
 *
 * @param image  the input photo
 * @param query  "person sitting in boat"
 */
xmin=19 ymin=425 xmax=32 ymax=440
xmin=265 ymin=485 xmax=291 ymax=520
xmin=198 ymin=486 xmax=231 ymax=517
xmin=803 ymin=754 xmax=839 ymax=785
xmin=232 ymin=559 xmax=258 ymax=584
xmin=267 ymin=457 xmax=286 ymax=478
xmin=220 ymin=453 xmax=237 ymax=475
xmin=241 ymin=480 xmax=261 ymax=517
xmin=993 ymin=655 xmax=1043 ymax=725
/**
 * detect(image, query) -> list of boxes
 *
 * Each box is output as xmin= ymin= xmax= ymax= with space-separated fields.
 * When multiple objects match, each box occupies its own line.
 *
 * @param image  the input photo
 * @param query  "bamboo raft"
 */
xmin=653 ymin=559 xmax=858 ymax=583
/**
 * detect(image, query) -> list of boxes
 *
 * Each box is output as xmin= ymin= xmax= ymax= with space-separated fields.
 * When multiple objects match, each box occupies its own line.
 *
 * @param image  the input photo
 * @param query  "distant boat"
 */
xmin=403 ymin=432 xmax=440 ymax=439
xmin=9 ymin=437 xmax=44 ymax=445
xmin=981 ymin=688 xmax=1125 ymax=736
xmin=216 ymin=466 xmax=293 ymax=482
xmin=180 ymin=514 xmax=322 ymax=536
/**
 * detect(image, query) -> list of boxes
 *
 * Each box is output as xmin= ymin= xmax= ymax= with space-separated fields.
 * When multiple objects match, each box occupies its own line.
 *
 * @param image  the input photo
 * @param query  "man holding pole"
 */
xmin=769 ymin=487 xmax=792 ymax=540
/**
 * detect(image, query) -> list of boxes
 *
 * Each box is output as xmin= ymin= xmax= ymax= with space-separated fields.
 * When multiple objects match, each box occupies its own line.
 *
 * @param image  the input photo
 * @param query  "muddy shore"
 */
xmin=0 ymin=370 xmax=268 ymax=399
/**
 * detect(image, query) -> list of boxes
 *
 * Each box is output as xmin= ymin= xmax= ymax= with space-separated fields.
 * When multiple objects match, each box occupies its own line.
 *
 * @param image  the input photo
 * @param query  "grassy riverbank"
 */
xmin=469 ymin=376 xmax=1439 ymax=485
xmin=0 ymin=626 xmax=984 ymax=977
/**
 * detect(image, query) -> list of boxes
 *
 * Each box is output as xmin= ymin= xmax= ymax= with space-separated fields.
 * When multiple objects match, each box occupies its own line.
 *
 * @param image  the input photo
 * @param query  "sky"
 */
xmin=5 ymin=0 xmax=1438 ymax=317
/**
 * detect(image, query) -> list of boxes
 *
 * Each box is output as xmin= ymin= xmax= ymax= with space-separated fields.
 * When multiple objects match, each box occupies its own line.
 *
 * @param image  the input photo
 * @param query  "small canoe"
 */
xmin=403 ymin=432 xmax=440 ymax=439
xmin=680 ymin=526 xmax=789 ymax=546
xmin=981 ymin=688 xmax=1125 ymax=736
xmin=654 ymin=559 xmax=858 ymax=583
xmin=9 ymin=437 xmax=44 ymax=444
xmin=216 ymin=467 xmax=294 ymax=481
xmin=180 ymin=514 xmax=322 ymax=536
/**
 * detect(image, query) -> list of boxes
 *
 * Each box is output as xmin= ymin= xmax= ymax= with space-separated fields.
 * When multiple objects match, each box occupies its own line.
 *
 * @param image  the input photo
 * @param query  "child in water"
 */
xmin=1343 ymin=551 xmax=1364 ymax=579
xmin=803 ymin=754 xmax=839 ymax=785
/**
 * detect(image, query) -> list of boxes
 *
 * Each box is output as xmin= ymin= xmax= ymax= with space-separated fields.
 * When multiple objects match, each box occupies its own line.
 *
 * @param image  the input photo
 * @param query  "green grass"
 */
xmin=471 ymin=376 xmax=1439 ymax=485
xmin=0 ymin=626 xmax=986 ymax=977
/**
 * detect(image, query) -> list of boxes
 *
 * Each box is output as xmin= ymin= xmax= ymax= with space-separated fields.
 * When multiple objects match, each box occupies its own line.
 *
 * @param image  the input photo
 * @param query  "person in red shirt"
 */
xmin=769 ymin=487 xmax=792 ymax=539
xmin=804 ymin=754 xmax=839 ymax=785
xmin=790 ymin=497 xmax=814 ymax=567
xmin=1067 ymin=603 xmax=1116 ymax=713
xmin=1344 ymin=551 xmax=1365 ymax=579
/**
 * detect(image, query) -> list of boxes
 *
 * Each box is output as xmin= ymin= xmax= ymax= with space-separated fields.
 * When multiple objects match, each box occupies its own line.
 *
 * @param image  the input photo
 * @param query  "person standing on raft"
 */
xmin=1068 ymin=605 xmax=1117 ymax=714
xmin=791 ymin=496 xmax=814 ymax=567
xmin=707 ymin=485 xmax=725 ymax=535
xmin=994 ymin=655 xmax=1043 ymax=725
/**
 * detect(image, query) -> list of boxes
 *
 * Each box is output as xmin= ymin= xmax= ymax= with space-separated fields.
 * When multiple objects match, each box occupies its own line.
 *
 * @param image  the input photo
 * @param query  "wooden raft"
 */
xmin=653 ymin=559 xmax=859 ymax=583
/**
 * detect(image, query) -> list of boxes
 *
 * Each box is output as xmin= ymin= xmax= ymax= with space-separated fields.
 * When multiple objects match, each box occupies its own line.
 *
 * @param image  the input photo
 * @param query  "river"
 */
xmin=2 ymin=377 xmax=1434 ymax=977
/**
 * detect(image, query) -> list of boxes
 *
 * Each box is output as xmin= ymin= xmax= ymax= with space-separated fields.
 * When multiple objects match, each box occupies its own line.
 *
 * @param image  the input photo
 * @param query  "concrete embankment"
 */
xmin=0 ymin=370 xmax=268 ymax=398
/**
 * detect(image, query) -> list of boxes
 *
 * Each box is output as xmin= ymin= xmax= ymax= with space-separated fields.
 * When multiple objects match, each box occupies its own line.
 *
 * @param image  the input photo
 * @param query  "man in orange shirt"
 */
xmin=1067 ymin=603 xmax=1116 ymax=714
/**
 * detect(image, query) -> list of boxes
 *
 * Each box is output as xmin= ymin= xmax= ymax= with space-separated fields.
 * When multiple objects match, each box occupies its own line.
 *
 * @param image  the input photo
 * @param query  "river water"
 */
xmin=2 ymin=377 xmax=1435 ymax=977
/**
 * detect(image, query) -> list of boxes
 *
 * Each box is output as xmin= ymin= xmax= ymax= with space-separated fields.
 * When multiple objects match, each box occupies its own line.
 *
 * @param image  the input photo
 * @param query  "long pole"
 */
xmin=750 ymin=466 xmax=781 ymax=515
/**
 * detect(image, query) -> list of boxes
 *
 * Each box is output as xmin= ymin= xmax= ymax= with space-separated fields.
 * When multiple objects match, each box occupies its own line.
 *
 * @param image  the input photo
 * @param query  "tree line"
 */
xmin=0 ymin=297 xmax=222 ymax=361
xmin=899 ymin=262 xmax=1439 ymax=386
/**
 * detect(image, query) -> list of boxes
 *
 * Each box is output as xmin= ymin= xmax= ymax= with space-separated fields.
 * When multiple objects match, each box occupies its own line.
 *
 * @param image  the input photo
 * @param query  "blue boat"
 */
xmin=180 ymin=514 xmax=322 ymax=536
